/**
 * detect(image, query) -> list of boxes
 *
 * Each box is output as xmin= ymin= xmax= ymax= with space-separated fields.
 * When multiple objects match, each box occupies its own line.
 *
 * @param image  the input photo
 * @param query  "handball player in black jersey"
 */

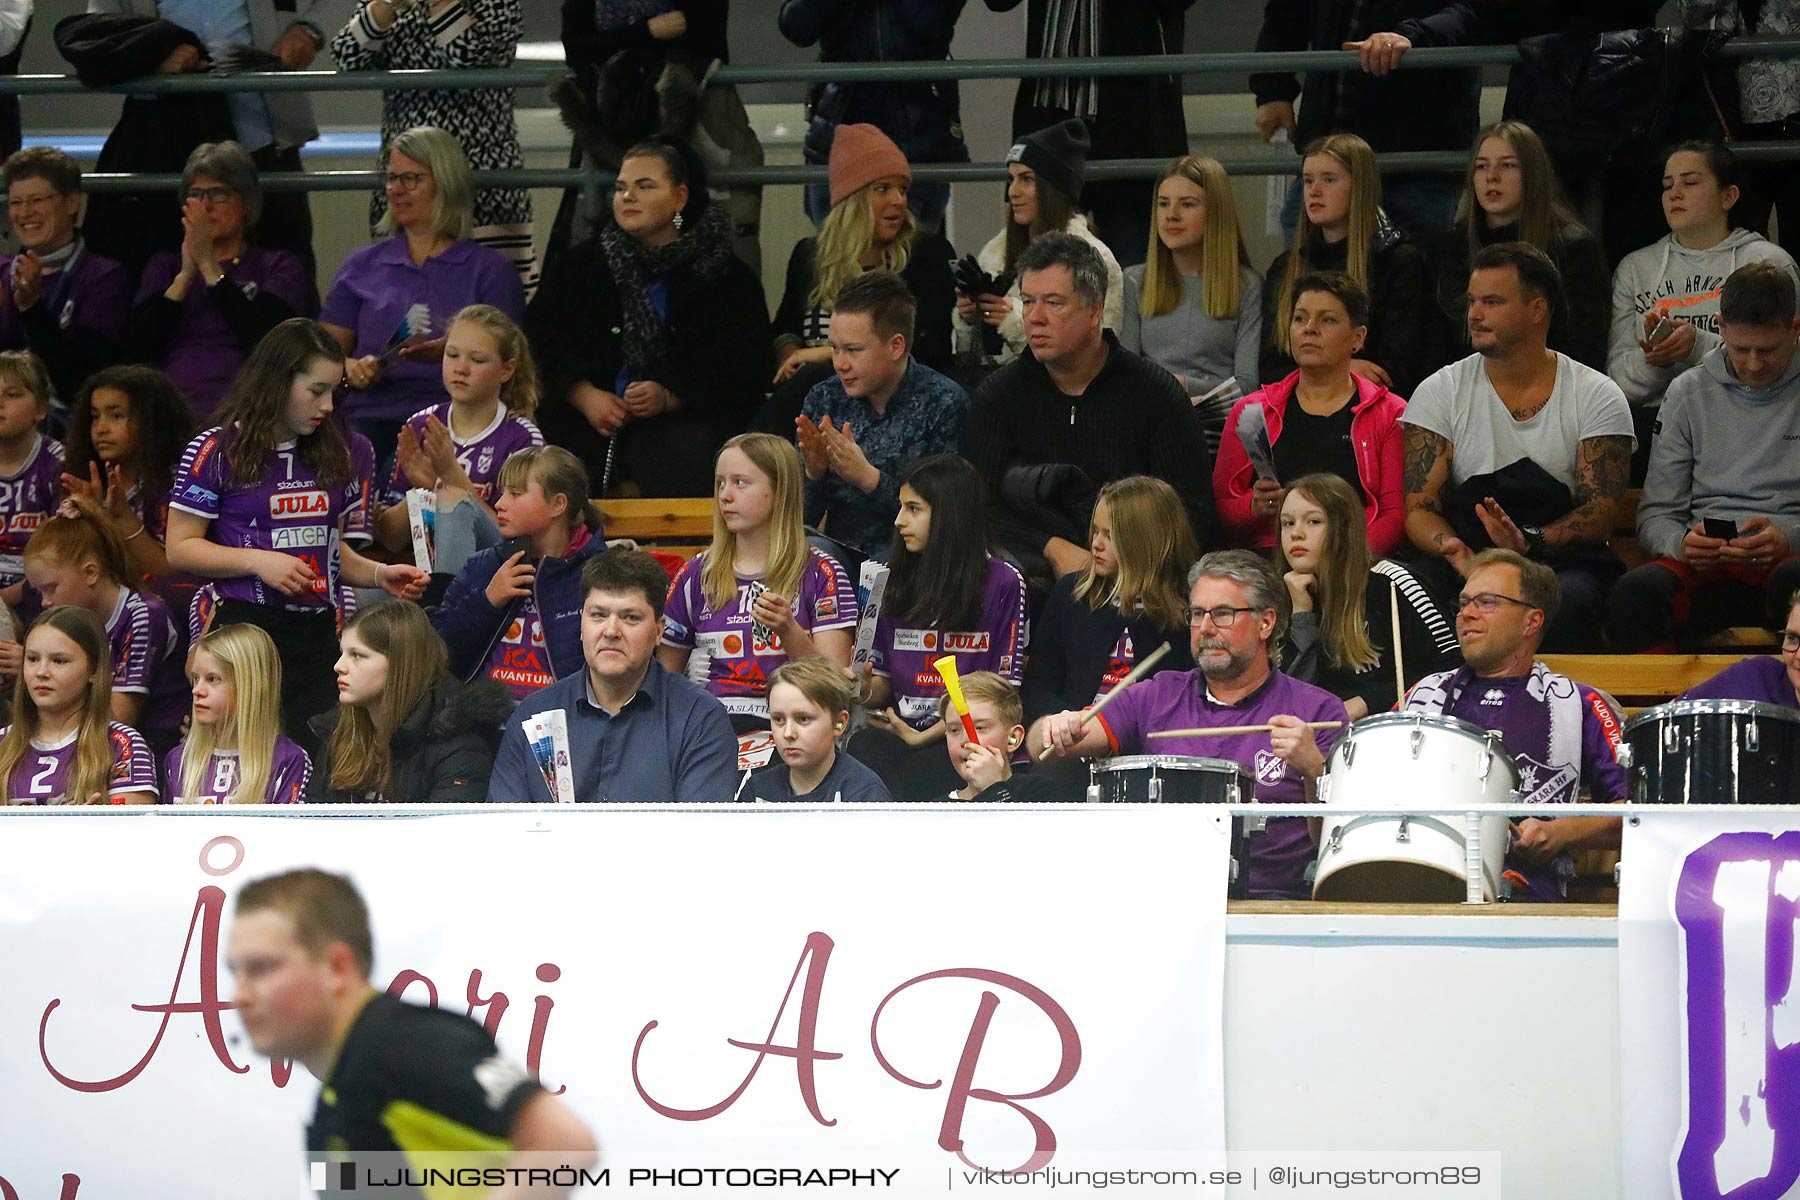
xmin=226 ymin=869 xmax=596 ymax=1197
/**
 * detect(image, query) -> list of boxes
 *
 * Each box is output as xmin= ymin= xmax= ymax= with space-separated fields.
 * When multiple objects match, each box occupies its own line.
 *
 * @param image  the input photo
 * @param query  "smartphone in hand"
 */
xmin=1702 ymin=516 xmax=1739 ymax=541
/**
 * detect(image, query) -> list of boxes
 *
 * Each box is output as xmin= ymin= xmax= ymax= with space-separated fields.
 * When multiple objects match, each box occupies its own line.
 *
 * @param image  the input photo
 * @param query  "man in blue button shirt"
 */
xmin=489 ymin=549 xmax=739 ymax=804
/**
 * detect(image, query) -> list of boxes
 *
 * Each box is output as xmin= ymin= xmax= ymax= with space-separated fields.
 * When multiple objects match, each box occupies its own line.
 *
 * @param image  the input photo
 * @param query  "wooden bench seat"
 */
xmin=597 ymin=497 xmax=712 ymax=563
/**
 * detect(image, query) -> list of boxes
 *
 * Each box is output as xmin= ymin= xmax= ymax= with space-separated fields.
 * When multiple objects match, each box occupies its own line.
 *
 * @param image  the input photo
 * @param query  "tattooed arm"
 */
xmin=1544 ymin=435 xmax=1632 ymax=550
xmin=1402 ymin=424 xmax=1460 ymax=556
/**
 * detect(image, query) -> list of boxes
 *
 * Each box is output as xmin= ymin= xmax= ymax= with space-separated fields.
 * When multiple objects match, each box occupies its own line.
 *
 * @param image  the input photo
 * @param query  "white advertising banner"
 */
xmin=0 ymin=805 xmax=1232 ymax=1199
xmin=1619 ymin=810 xmax=1800 ymax=1200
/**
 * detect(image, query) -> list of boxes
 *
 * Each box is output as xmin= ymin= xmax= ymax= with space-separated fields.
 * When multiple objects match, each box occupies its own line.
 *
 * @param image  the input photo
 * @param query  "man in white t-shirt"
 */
xmin=1401 ymin=242 xmax=1635 ymax=651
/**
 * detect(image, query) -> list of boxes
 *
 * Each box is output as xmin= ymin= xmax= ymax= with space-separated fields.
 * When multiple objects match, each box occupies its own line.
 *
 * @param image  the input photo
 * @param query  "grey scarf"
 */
xmin=1033 ymin=0 xmax=1100 ymax=120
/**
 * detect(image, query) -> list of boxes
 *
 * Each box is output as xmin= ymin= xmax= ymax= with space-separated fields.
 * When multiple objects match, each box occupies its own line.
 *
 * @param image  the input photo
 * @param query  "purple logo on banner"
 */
xmin=1673 ymin=831 xmax=1800 ymax=1200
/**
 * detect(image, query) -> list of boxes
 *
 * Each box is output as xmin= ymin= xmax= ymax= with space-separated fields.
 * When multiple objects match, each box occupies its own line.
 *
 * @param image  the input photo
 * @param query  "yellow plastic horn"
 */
xmin=933 ymin=654 xmax=980 ymax=744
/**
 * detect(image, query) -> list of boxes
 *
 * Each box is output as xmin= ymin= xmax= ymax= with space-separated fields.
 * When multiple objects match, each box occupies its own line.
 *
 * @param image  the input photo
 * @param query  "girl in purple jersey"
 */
xmin=658 ymin=433 xmax=857 ymax=729
xmin=0 ymin=349 xmax=63 ymax=610
xmin=165 ymin=320 xmax=429 ymax=747
xmin=0 ymin=605 xmax=157 ymax=804
xmin=165 ymin=624 xmax=311 ymax=805
xmin=852 ymin=454 xmax=1030 ymax=802
xmin=23 ymin=497 xmax=187 ymax=759
xmin=374 ymin=304 xmax=544 ymax=555
xmin=58 ymin=365 xmax=195 ymax=590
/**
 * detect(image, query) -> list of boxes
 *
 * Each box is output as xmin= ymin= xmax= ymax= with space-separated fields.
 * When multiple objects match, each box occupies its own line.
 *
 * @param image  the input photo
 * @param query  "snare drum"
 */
xmin=1621 ymin=699 xmax=1800 ymax=805
xmin=1088 ymin=756 xmax=1249 ymax=896
xmin=1314 ymin=712 xmax=1519 ymax=903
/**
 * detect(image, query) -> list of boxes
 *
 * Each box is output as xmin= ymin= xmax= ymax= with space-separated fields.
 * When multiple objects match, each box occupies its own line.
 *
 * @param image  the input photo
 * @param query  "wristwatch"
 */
xmin=1520 ymin=525 xmax=1546 ymax=558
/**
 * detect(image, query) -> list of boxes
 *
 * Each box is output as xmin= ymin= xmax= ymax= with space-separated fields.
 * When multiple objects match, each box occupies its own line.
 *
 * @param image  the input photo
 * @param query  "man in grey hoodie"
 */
xmin=1607 ymin=262 xmax=1800 ymax=652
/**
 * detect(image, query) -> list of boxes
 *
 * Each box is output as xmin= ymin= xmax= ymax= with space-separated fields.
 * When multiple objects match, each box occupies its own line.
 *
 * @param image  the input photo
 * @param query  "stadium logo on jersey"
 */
xmin=270 ymin=526 xmax=329 ymax=549
xmin=892 ymin=628 xmax=939 ymax=652
xmin=1253 ymin=750 xmax=1287 ymax=785
xmin=269 ymin=489 xmax=329 ymax=519
xmin=940 ymin=631 xmax=991 ymax=653
xmin=477 ymin=446 xmax=495 ymax=476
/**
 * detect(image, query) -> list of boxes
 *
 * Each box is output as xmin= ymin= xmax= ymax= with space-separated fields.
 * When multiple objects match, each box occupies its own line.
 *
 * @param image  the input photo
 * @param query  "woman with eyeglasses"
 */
xmin=1681 ymin=592 xmax=1800 ymax=707
xmin=332 ymin=0 xmax=534 ymax=289
xmin=319 ymin=126 xmax=526 ymax=477
xmin=1274 ymin=472 xmax=1459 ymax=720
xmin=1215 ymin=271 xmax=1408 ymax=557
xmin=126 ymin=142 xmax=314 ymax=424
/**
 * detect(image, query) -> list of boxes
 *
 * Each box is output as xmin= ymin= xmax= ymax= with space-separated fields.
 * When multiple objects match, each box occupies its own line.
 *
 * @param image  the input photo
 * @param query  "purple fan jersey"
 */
xmin=0 ymin=433 xmax=64 ymax=587
xmin=661 ymin=549 xmax=858 ymax=720
xmin=169 ymin=426 xmax=363 ymax=610
xmin=344 ymin=432 xmax=377 ymax=546
xmin=162 ymin=736 xmax=311 ymax=804
xmin=105 ymin=587 xmax=187 ymax=738
xmin=381 ymin=404 xmax=543 ymax=508
xmin=871 ymin=557 xmax=1028 ymax=730
xmin=4 ymin=721 xmax=158 ymax=804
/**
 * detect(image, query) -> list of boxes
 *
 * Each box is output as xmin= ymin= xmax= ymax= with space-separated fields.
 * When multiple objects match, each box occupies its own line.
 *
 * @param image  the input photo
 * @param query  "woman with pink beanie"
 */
xmin=757 ymin=123 xmax=955 ymax=431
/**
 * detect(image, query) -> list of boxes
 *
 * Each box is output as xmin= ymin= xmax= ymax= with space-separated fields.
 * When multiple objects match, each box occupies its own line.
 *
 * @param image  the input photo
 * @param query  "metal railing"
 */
xmin=17 ymin=35 xmax=1800 ymax=191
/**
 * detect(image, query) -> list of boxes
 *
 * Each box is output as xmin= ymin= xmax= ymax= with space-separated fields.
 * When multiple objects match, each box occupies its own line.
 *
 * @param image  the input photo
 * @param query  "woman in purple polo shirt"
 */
xmin=126 ymin=142 xmax=314 ymax=424
xmin=320 ymin=125 xmax=526 ymax=475
xmin=1682 ymin=593 xmax=1800 ymax=707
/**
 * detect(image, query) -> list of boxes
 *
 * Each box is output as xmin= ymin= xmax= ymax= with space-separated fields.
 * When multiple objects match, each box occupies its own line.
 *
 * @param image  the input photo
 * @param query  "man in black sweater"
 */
xmin=966 ymin=231 xmax=1215 ymax=587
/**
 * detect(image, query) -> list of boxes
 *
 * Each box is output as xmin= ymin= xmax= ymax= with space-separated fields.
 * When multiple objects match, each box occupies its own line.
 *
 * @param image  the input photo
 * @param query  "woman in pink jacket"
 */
xmin=1213 ymin=270 xmax=1407 ymax=556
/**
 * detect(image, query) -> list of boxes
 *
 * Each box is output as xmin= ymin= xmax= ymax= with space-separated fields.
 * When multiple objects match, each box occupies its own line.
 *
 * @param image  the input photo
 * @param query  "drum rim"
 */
xmin=1623 ymin=698 xmax=1800 ymax=733
xmin=1336 ymin=709 xmax=1510 ymax=745
xmin=1099 ymin=754 xmax=1253 ymax=777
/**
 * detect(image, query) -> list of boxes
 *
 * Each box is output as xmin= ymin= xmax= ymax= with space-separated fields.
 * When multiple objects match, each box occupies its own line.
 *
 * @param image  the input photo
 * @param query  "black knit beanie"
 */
xmin=1006 ymin=117 xmax=1090 ymax=203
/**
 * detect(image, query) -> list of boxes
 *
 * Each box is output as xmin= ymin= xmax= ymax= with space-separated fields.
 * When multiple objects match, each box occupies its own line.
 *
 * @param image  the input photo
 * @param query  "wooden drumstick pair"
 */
xmin=1035 ymin=642 xmax=1172 ymax=761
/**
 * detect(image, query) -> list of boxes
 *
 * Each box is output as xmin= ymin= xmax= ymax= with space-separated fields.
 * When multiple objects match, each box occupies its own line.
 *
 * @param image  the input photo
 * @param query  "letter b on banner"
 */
xmin=1674 ymin=832 xmax=1800 ymax=1200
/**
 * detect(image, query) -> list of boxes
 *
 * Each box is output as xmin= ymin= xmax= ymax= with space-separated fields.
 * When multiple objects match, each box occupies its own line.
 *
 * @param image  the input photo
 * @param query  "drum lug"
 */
xmin=1746 ymin=717 xmax=1760 ymax=753
xmin=1396 ymin=814 xmax=1411 ymax=843
xmin=1664 ymin=722 xmax=1680 ymax=752
xmin=1341 ymin=739 xmax=1356 ymax=768
xmin=1085 ymin=781 xmax=1100 ymax=804
xmin=1326 ymin=824 xmax=1343 ymax=855
xmin=1226 ymin=778 xmax=1241 ymax=805
xmin=1477 ymin=737 xmax=1496 ymax=783
xmin=1617 ymin=743 xmax=1633 ymax=771
xmin=1411 ymin=728 xmax=1425 ymax=759
xmin=1148 ymin=775 xmax=1163 ymax=803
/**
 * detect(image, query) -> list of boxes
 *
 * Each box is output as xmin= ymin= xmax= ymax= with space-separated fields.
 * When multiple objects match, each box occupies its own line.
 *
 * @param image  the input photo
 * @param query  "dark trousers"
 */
xmin=848 ymin=726 xmax=959 ymax=802
xmin=212 ymin=599 xmax=338 ymax=762
xmin=250 ymin=144 xmax=317 ymax=308
xmin=1410 ymin=551 xmax=1620 ymax=654
xmin=1606 ymin=556 xmax=1800 ymax=652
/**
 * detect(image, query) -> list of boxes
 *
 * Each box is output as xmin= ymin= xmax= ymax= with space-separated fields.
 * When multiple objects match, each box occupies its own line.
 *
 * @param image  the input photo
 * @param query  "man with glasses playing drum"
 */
xmin=1402 ymin=548 xmax=1626 ymax=901
xmin=1031 ymin=550 xmax=1348 ymax=899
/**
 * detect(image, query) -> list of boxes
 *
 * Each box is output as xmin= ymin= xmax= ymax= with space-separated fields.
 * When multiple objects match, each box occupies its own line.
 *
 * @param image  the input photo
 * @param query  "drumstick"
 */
xmin=1035 ymin=641 xmax=1172 ymax=761
xmin=932 ymin=655 xmax=981 ymax=746
xmin=1147 ymin=721 xmax=1344 ymax=739
xmin=1390 ymin=577 xmax=1405 ymax=706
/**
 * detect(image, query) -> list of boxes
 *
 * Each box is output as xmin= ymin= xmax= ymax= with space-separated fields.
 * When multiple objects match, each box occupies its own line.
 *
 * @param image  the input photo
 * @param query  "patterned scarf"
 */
xmin=596 ymin=203 xmax=736 ymax=375
xmin=1033 ymin=0 xmax=1100 ymax=120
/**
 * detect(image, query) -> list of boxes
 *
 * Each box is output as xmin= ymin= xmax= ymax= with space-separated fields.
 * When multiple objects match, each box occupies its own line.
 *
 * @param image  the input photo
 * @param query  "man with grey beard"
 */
xmin=1031 ymin=549 xmax=1347 ymax=899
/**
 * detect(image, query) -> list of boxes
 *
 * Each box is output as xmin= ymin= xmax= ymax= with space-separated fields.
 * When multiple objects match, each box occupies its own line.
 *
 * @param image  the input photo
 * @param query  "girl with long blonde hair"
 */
xmin=1023 ymin=476 xmax=1198 ymax=723
xmin=1274 ymin=472 xmax=1459 ymax=719
xmin=658 ymin=433 xmax=857 ymax=728
xmin=1259 ymin=133 xmax=1427 ymax=396
xmin=311 ymin=601 xmax=510 ymax=803
xmin=374 ymin=303 xmax=545 ymax=552
xmin=166 ymin=623 xmax=311 ymax=804
xmin=1122 ymin=155 xmax=1263 ymax=455
xmin=0 ymin=605 xmax=157 ymax=804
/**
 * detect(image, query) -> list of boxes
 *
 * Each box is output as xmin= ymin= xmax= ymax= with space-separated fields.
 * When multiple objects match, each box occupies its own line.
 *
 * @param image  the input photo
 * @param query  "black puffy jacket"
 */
xmin=308 ymin=675 xmax=514 ymax=804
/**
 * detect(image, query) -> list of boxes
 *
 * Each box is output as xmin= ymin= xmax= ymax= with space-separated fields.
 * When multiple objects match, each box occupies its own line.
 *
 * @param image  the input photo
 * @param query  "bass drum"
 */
xmin=1314 ymin=712 xmax=1519 ymax=904
xmin=1621 ymin=699 xmax=1800 ymax=805
xmin=1087 ymin=755 xmax=1249 ymax=897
